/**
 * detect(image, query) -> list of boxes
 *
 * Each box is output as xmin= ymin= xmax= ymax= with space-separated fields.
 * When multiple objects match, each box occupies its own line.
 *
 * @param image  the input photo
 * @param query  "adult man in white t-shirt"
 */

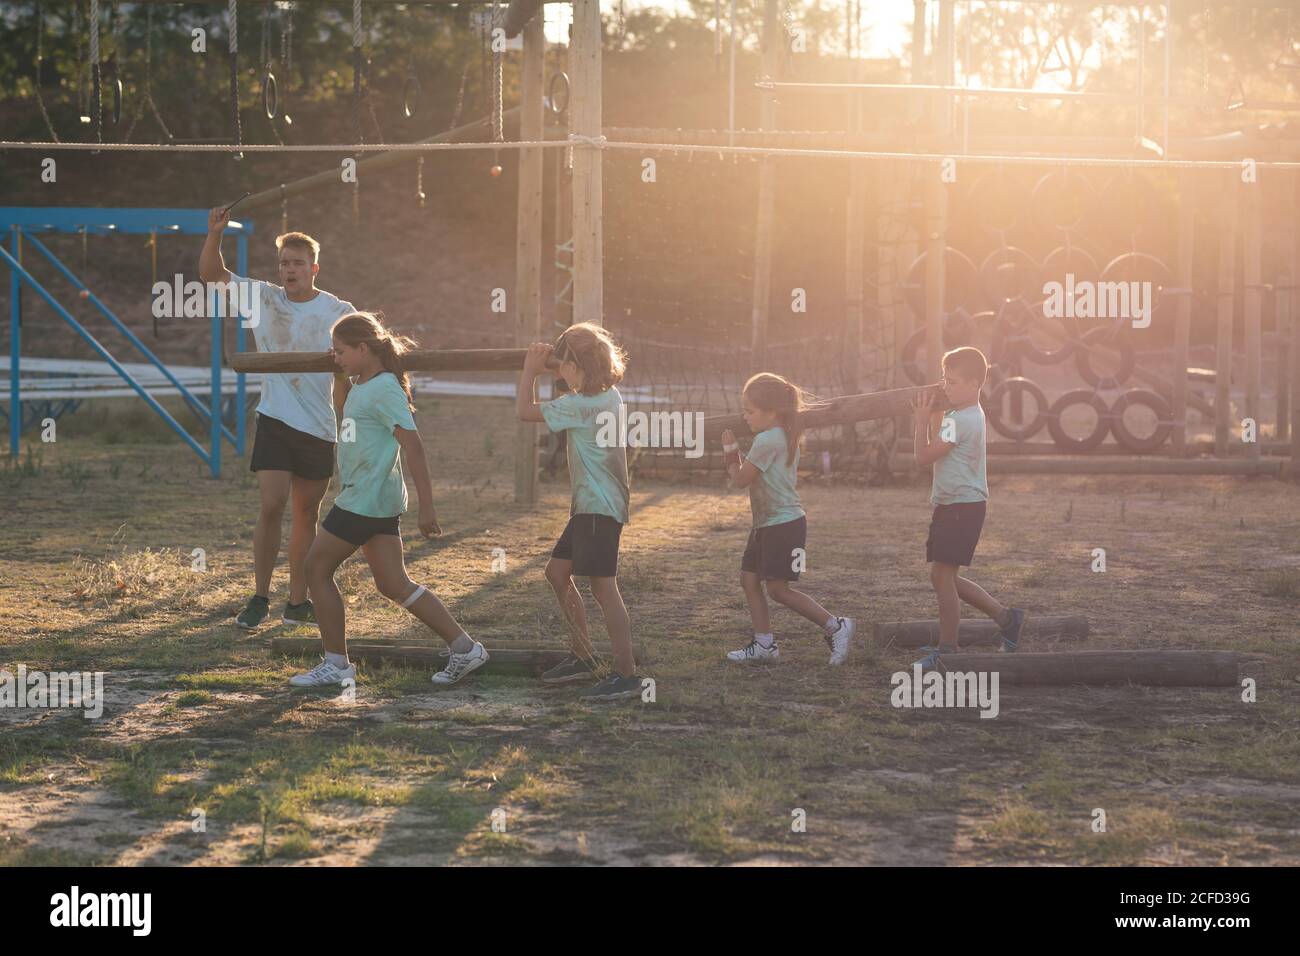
xmin=201 ymin=207 xmax=356 ymax=630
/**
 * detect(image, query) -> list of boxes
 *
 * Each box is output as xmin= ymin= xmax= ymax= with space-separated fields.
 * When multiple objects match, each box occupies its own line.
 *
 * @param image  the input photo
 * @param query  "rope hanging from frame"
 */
xmin=125 ymin=5 xmax=175 ymax=144
xmin=229 ymin=0 xmax=243 ymax=159
xmin=33 ymin=0 xmax=60 ymax=142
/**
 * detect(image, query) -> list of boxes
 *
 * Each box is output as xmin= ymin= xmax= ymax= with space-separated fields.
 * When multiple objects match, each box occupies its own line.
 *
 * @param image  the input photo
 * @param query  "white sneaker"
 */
xmin=431 ymin=642 xmax=490 ymax=686
xmin=289 ymin=658 xmax=357 ymax=688
xmin=726 ymin=639 xmax=779 ymax=663
xmin=826 ymin=617 xmax=855 ymax=666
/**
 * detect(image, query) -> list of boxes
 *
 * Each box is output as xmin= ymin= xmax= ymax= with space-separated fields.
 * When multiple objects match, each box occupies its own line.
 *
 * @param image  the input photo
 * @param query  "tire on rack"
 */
xmin=1108 ymin=388 xmax=1173 ymax=453
xmin=1046 ymin=389 xmax=1112 ymax=453
xmin=985 ymin=376 xmax=1049 ymax=441
xmin=1074 ymin=324 xmax=1135 ymax=389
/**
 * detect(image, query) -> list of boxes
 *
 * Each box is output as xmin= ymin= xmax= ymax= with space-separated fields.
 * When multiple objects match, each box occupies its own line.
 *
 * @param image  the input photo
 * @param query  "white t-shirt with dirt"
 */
xmin=231 ymin=273 xmax=355 ymax=443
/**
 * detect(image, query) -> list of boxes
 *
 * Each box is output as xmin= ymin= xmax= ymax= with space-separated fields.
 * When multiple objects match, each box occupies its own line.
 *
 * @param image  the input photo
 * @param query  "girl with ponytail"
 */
xmin=720 ymin=373 xmax=855 ymax=665
xmin=289 ymin=311 xmax=490 ymax=690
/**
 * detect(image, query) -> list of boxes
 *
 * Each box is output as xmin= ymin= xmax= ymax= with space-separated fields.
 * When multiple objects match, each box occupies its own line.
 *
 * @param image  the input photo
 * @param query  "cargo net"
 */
xmin=599 ymin=151 xmax=912 ymax=479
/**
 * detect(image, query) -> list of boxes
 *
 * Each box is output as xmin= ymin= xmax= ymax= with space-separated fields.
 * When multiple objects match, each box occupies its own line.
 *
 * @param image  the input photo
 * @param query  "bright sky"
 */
xmin=541 ymin=1 xmax=917 ymax=59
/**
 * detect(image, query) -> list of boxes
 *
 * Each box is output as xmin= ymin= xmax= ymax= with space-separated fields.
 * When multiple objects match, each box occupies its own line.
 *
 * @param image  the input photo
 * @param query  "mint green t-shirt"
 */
xmin=540 ymin=387 xmax=630 ymax=524
xmin=930 ymin=403 xmax=989 ymax=506
xmin=746 ymin=426 xmax=805 ymax=528
xmin=335 ymin=372 xmax=418 ymax=518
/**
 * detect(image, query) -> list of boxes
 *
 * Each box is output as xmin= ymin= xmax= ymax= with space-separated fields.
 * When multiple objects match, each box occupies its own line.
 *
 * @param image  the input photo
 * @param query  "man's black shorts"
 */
xmin=926 ymin=500 xmax=987 ymax=567
xmin=551 ymin=513 xmax=623 ymax=578
xmin=249 ymin=413 xmax=335 ymax=480
xmin=741 ymin=515 xmax=807 ymax=582
xmin=322 ymin=506 xmax=400 ymax=547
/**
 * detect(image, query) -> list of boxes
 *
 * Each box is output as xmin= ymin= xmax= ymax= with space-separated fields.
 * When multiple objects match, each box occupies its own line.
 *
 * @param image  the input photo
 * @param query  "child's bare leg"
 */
xmin=363 ymin=535 xmax=469 ymax=649
xmin=765 ymin=579 xmax=834 ymax=628
xmin=305 ymin=531 xmax=360 ymax=655
xmin=741 ymin=571 xmax=771 ymax=634
xmin=588 ymin=576 xmax=634 ymax=678
xmin=955 ymin=575 xmax=1007 ymax=625
xmin=546 ymin=558 xmax=593 ymax=660
xmin=930 ymin=562 xmax=962 ymax=650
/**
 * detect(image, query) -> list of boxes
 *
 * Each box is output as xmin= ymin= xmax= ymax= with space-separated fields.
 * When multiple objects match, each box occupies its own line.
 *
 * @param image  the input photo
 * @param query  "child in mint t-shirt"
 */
xmin=910 ymin=346 xmax=1025 ymax=672
xmin=517 ymin=322 xmax=641 ymax=702
xmin=289 ymin=311 xmax=489 ymax=691
xmin=720 ymin=373 xmax=854 ymax=667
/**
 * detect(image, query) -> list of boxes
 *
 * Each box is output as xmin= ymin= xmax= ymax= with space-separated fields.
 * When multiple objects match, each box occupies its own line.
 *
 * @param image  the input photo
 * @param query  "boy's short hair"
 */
xmin=275 ymin=232 xmax=321 ymax=264
xmin=941 ymin=346 xmax=989 ymax=386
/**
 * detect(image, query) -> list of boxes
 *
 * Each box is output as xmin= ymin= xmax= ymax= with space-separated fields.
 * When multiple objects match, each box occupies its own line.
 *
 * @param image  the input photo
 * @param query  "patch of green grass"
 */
xmin=175 ymin=690 xmax=214 ymax=707
xmin=174 ymin=670 xmax=282 ymax=691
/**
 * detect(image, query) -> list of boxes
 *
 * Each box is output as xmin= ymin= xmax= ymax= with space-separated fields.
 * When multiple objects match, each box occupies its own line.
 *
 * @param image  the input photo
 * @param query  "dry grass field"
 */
xmin=1 ymin=395 xmax=1298 ymax=865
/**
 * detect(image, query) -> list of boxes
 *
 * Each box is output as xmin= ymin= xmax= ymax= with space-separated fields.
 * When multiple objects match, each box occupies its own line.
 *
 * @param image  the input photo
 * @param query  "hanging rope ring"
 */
xmin=263 ymin=71 xmax=278 ymax=120
xmin=403 ymin=66 xmax=421 ymax=119
xmin=547 ymin=71 xmax=570 ymax=117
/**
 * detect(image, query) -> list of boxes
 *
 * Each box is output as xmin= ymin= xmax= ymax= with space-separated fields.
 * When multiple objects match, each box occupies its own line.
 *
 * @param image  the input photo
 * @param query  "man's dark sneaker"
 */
xmin=998 ymin=608 xmax=1026 ymax=653
xmin=283 ymin=600 xmax=317 ymax=625
xmin=578 ymin=674 xmax=644 ymax=702
xmin=235 ymin=595 xmax=271 ymax=630
xmin=541 ymin=654 xmax=594 ymax=685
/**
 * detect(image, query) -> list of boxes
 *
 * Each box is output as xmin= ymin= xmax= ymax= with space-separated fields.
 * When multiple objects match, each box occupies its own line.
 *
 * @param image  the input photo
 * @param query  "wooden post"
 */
xmin=1172 ymin=169 xmax=1194 ymax=454
xmin=1278 ymin=171 xmax=1295 ymax=452
xmin=513 ymin=14 xmax=546 ymax=504
xmin=1215 ymin=172 xmax=1238 ymax=457
xmin=846 ymin=102 xmax=867 ymax=395
xmin=923 ymin=174 xmax=946 ymax=383
xmin=1243 ymin=177 xmax=1262 ymax=459
xmin=751 ymin=0 xmax=779 ymax=368
xmin=570 ymin=0 xmax=603 ymax=326
xmin=1292 ymin=170 xmax=1300 ymax=471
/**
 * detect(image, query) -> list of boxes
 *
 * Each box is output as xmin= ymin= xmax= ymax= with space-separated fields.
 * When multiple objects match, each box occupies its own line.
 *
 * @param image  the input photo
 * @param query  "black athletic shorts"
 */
xmin=551 ymin=513 xmax=623 ymax=578
xmin=249 ymin=413 xmax=335 ymax=481
xmin=322 ymin=506 xmax=401 ymax=547
xmin=926 ymin=500 xmax=987 ymax=567
xmin=741 ymin=515 xmax=807 ymax=582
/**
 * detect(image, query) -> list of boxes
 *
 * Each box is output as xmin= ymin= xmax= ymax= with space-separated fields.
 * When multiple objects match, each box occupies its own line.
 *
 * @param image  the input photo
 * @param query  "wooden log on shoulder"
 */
xmin=230 ymin=349 xmax=558 ymax=375
xmin=874 ymin=615 xmax=1089 ymax=648
xmin=702 ymin=383 xmax=945 ymax=443
xmin=926 ymin=649 xmax=1243 ymax=687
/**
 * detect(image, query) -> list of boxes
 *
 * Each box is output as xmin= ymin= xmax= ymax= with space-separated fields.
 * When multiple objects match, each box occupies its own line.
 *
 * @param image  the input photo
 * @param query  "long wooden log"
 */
xmin=702 ymin=384 xmax=945 ymax=443
xmin=230 ymin=348 xmax=557 ymax=374
xmin=922 ymin=650 xmax=1243 ymax=687
xmin=874 ymin=615 xmax=1089 ymax=648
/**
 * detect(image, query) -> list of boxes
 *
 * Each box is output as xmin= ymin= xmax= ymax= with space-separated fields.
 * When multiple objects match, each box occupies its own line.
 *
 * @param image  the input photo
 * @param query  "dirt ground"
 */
xmin=1 ymin=395 xmax=1299 ymax=866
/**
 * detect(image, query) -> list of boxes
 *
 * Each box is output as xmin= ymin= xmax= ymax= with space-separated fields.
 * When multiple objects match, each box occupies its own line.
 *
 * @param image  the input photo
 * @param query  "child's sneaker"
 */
xmin=541 ymin=653 xmax=594 ymax=684
xmin=911 ymin=645 xmax=955 ymax=673
xmin=283 ymin=600 xmax=317 ymax=625
xmin=289 ymin=658 xmax=356 ymax=688
xmin=825 ymin=617 xmax=855 ymax=665
xmin=431 ymin=642 xmax=489 ymax=686
xmin=998 ymin=608 xmax=1026 ymax=652
xmin=235 ymin=595 xmax=270 ymax=630
xmin=578 ymin=674 xmax=644 ymax=701
xmin=726 ymin=639 xmax=779 ymax=663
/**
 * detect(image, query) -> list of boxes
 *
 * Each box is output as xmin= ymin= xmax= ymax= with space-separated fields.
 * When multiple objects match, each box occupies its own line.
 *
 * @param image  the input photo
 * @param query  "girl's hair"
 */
xmin=743 ymin=372 xmax=807 ymax=466
xmin=331 ymin=311 xmax=418 ymax=411
xmin=552 ymin=322 xmax=626 ymax=395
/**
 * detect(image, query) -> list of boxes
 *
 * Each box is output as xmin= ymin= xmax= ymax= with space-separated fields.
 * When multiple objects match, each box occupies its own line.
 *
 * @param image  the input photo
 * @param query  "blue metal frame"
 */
xmin=1 ymin=208 xmax=251 ymax=478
